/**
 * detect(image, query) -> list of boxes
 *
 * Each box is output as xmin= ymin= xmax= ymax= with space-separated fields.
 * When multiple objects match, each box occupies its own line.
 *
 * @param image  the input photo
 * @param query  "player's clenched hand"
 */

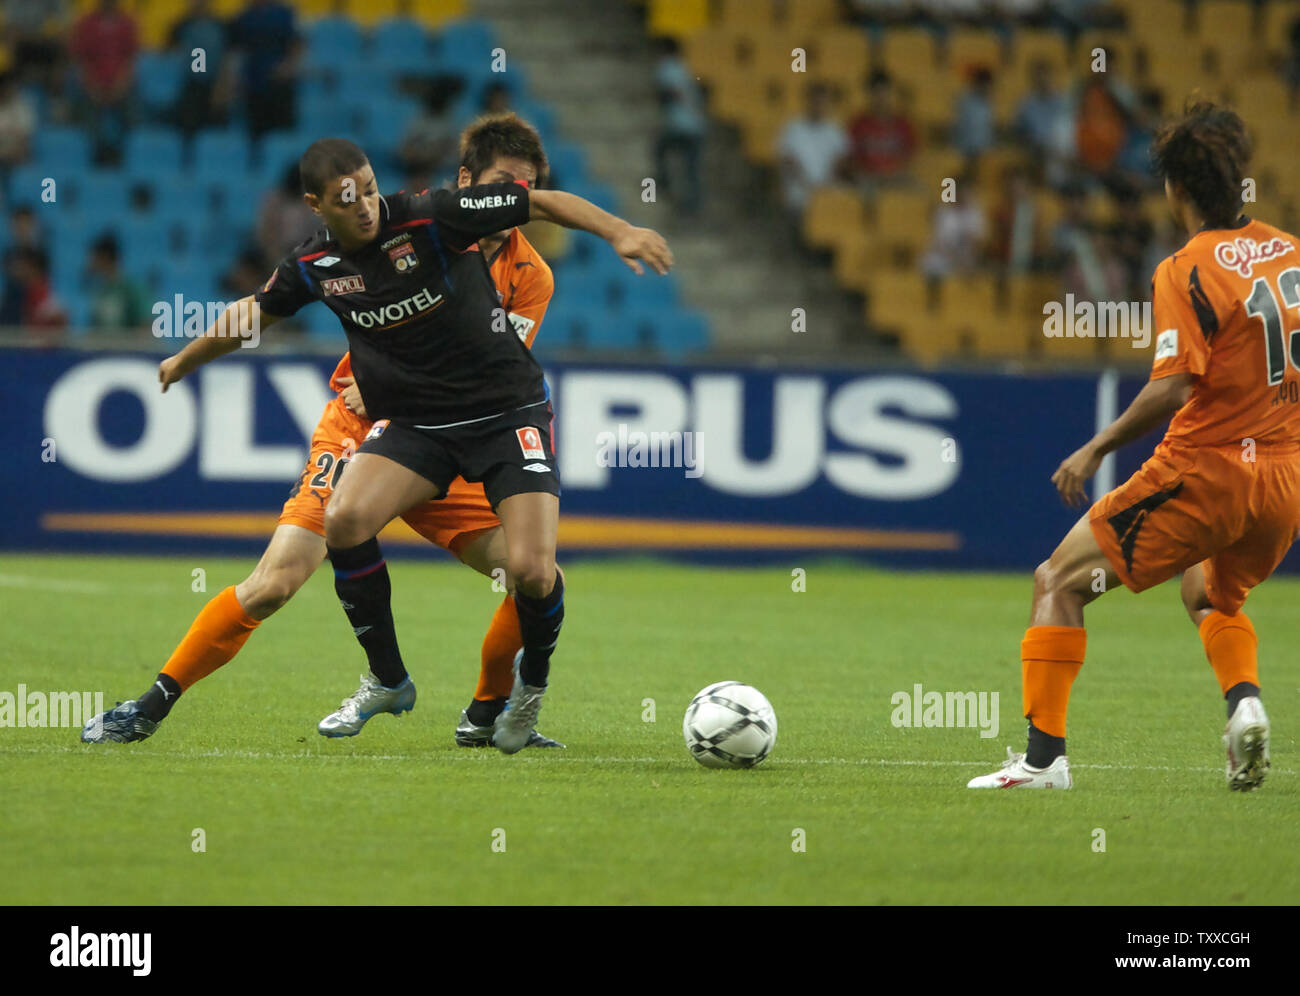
xmin=611 ymin=223 xmax=674 ymax=276
xmin=1052 ymin=443 xmax=1102 ymax=507
xmin=158 ymin=355 xmax=186 ymax=393
xmin=336 ymin=376 xmax=368 ymax=418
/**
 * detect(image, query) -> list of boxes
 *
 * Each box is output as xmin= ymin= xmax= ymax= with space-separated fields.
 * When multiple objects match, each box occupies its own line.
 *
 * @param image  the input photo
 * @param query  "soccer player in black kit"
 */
xmin=157 ymin=137 xmax=673 ymax=752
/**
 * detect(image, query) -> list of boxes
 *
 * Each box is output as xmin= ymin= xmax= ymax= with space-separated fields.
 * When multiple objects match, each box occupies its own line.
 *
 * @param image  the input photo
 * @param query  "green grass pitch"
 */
xmin=1 ymin=552 xmax=1297 ymax=905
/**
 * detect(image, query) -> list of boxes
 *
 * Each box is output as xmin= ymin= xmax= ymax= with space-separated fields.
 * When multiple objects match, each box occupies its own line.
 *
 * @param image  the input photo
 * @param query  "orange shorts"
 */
xmin=278 ymin=398 xmax=502 ymax=554
xmin=1089 ymin=442 xmax=1300 ymax=615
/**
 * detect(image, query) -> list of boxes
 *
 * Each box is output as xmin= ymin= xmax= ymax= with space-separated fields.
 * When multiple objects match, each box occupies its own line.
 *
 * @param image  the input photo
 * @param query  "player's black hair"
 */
xmin=459 ymin=112 xmax=549 ymax=188
xmin=1152 ymin=100 xmax=1252 ymax=228
xmin=299 ymin=137 xmax=369 ymax=197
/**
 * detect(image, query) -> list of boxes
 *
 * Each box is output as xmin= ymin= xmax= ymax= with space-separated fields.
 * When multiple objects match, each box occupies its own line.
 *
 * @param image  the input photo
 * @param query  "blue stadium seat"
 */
xmin=124 ymin=128 xmax=186 ymax=175
xmin=583 ymin=306 xmax=650 ymax=350
xmin=361 ymin=98 xmax=422 ymax=150
xmin=300 ymin=301 xmax=346 ymax=340
xmin=135 ymin=52 xmax=186 ymax=116
xmin=4 ymin=164 xmax=53 ymax=207
xmin=33 ymin=128 xmax=91 ymax=173
xmin=373 ymin=18 xmax=435 ymax=74
xmin=545 ymin=141 xmax=588 ymax=189
xmin=531 ymin=302 xmax=582 ymax=350
xmin=436 ymin=20 xmax=498 ymax=61
xmin=651 ymin=310 xmax=710 ymax=356
xmin=192 ymin=128 xmax=253 ymax=178
xmin=304 ymin=16 xmax=364 ymax=65
xmin=72 ymin=172 xmax=131 ymax=217
xmin=255 ymin=132 xmax=311 ymax=184
xmin=607 ymin=267 xmax=679 ymax=311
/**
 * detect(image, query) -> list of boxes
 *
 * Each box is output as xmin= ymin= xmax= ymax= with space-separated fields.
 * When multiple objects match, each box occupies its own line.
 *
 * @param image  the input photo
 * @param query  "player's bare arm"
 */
xmin=527 ymin=188 xmax=674 ymax=275
xmin=158 ymin=296 xmax=282 ymax=392
xmin=1052 ymin=372 xmax=1194 ymax=507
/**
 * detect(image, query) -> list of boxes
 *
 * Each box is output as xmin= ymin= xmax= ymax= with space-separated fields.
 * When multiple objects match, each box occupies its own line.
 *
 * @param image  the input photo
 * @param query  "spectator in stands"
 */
xmin=85 ymin=234 xmax=150 ymax=332
xmin=1012 ymin=59 xmax=1068 ymax=158
xmin=920 ymin=167 xmax=987 ymax=282
xmin=1073 ymin=74 xmax=1128 ymax=180
xmin=482 ymin=81 xmax=512 ymax=115
xmin=4 ymin=0 xmax=70 ymax=89
xmin=1053 ymin=183 xmax=1124 ymax=304
xmin=951 ymin=65 xmax=996 ymax=161
xmin=1285 ymin=15 xmax=1300 ymax=110
xmin=989 ymin=163 xmax=1044 ymax=275
xmin=168 ymin=0 xmax=231 ymax=135
xmin=68 ymin=0 xmax=140 ymax=165
xmin=0 ymin=207 xmax=46 ymax=327
xmin=256 ymin=163 xmax=320 ymax=266
xmin=227 ymin=0 xmax=301 ymax=137
xmin=5 ymin=248 xmax=67 ymax=333
xmin=1108 ymin=184 xmax=1154 ymax=302
xmin=777 ymin=82 xmax=850 ymax=219
xmin=221 ymin=247 xmax=273 ymax=302
xmin=399 ymin=81 xmax=463 ymax=193
xmin=1113 ymin=87 xmax=1163 ymax=192
xmin=652 ymin=36 xmax=707 ymax=217
xmin=847 ymin=70 xmax=917 ymax=191
xmin=0 ymin=72 xmax=37 ymax=172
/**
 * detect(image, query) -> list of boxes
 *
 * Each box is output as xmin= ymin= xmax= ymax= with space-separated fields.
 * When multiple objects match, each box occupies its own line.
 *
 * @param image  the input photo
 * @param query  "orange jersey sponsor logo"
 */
xmin=1212 ymin=235 xmax=1296 ymax=279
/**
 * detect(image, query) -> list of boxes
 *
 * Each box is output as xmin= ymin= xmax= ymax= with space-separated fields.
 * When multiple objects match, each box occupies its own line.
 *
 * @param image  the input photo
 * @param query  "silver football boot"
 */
xmin=318 ymin=673 xmax=416 ymax=738
xmin=493 ymin=651 xmax=548 ymax=755
xmin=455 ymin=707 xmax=564 ymax=749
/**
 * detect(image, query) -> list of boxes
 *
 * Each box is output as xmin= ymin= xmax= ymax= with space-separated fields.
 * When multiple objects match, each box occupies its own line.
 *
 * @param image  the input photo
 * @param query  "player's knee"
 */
xmin=238 ymin=568 xmax=304 ymax=618
xmin=510 ymin=551 xmax=556 ymax=598
xmin=1032 ymin=558 xmax=1060 ymax=597
xmin=323 ymin=500 xmax=367 ymax=549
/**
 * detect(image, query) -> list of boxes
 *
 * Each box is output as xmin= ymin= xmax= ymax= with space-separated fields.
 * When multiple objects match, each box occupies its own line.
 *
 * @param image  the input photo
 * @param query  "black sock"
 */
xmin=137 ymin=672 xmax=182 ymax=722
xmin=515 ymin=570 xmax=564 ymax=688
xmin=1025 ymin=720 xmax=1065 ymax=769
xmin=1225 ymin=681 xmax=1260 ymax=719
xmin=328 ymin=538 xmax=408 ymax=688
xmin=467 ymin=697 xmax=506 ymax=727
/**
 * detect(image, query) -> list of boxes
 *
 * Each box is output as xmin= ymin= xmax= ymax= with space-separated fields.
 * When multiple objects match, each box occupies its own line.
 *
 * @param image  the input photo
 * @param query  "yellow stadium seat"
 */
xmin=803 ymin=186 xmax=865 ymax=250
xmin=1121 ymin=0 xmax=1189 ymax=39
xmin=1011 ymin=30 xmax=1069 ymax=76
xmin=876 ymin=28 xmax=937 ymax=79
xmin=718 ymin=0 xmax=773 ymax=28
xmin=942 ymin=29 xmax=1004 ymax=74
xmin=647 ymin=0 xmax=711 ymax=40
xmin=779 ymin=0 xmax=838 ymax=28
xmin=833 ymin=232 xmax=888 ymax=294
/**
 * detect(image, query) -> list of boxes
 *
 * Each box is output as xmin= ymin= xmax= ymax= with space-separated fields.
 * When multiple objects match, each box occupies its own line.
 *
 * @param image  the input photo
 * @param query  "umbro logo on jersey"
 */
xmin=321 ymin=274 xmax=366 ymax=296
xmin=314 ymin=255 xmax=341 ymax=268
xmin=522 ymin=462 xmax=550 ymax=473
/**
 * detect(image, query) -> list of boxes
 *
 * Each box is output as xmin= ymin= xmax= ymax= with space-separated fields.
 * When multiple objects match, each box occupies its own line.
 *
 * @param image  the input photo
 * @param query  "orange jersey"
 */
xmin=1151 ymin=217 xmax=1300 ymax=449
xmin=326 ymin=226 xmax=554 ymax=390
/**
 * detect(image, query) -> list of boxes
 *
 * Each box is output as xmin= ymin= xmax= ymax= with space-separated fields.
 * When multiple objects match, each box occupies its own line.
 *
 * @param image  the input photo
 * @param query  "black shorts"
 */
xmin=359 ymin=400 xmax=561 ymax=510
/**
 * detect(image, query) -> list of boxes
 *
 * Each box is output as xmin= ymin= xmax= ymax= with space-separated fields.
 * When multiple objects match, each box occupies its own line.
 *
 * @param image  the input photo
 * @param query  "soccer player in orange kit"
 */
xmin=84 ymin=114 xmax=563 ymax=748
xmin=970 ymin=102 xmax=1296 ymax=791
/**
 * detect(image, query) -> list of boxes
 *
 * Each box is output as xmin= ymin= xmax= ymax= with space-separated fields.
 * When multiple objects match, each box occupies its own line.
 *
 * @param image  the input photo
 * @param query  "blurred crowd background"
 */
xmin=0 ymin=0 xmax=1296 ymax=367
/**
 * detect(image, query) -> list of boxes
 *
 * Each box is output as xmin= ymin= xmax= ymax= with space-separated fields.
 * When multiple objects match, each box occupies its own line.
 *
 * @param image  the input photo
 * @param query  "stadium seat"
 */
xmin=4 ymin=165 xmax=53 ymax=207
xmin=134 ymin=52 xmax=186 ymax=117
xmin=803 ymin=187 xmax=865 ymax=251
xmin=124 ymin=129 xmax=186 ymax=176
xmin=876 ymin=28 xmax=938 ymax=79
xmin=436 ymin=19 xmax=497 ymax=62
xmin=652 ymin=310 xmax=710 ymax=356
xmin=72 ymin=172 xmax=132 ymax=217
xmin=33 ymin=128 xmax=92 ymax=174
xmin=304 ymin=16 xmax=365 ymax=65
xmin=192 ymin=128 xmax=253 ymax=180
xmin=646 ymin=0 xmax=711 ymax=39
xmin=373 ymin=18 xmax=437 ymax=74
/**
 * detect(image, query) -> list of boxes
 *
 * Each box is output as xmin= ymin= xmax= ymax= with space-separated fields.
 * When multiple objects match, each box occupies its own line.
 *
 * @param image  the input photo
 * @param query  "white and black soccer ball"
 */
xmin=682 ymin=681 xmax=777 ymax=769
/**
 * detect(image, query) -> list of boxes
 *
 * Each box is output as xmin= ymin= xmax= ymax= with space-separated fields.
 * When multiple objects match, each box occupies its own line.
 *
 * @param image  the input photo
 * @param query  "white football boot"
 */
xmin=967 ymin=746 xmax=1073 ymax=789
xmin=1224 ymin=696 xmax=1270 ymax=791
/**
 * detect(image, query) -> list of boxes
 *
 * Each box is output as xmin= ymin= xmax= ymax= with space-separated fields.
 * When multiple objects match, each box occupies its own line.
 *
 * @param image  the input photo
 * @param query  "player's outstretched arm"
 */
xmin=1051 ymin=372 xmax=1194 ymax=506
xmin=527 ymin=189 xmax=673 ymax=275
xmin=158 ymin=295 xmax=282 ymax=392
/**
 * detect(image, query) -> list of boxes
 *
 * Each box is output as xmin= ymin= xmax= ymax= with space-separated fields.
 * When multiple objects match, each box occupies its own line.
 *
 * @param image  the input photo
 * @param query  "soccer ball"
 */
xmin=682 ymin=681 xmax=777 ymax=768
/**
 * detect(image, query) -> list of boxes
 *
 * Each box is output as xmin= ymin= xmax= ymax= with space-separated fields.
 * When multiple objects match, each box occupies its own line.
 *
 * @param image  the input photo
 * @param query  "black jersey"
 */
xmin=256 ymin=181 xmax=544 ymax=425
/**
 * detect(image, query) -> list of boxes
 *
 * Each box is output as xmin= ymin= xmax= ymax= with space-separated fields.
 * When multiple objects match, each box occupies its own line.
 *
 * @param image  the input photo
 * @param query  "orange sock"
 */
xmin=1021 ymin=625 xmax=1086 ymax=738
xmin=160 ymin=586 xmax=260 ymax=691
xmin=1199 ymin=610 xmax=1258 ymax=695
xmin=476 ymin=595 xmax=521 ymax=701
